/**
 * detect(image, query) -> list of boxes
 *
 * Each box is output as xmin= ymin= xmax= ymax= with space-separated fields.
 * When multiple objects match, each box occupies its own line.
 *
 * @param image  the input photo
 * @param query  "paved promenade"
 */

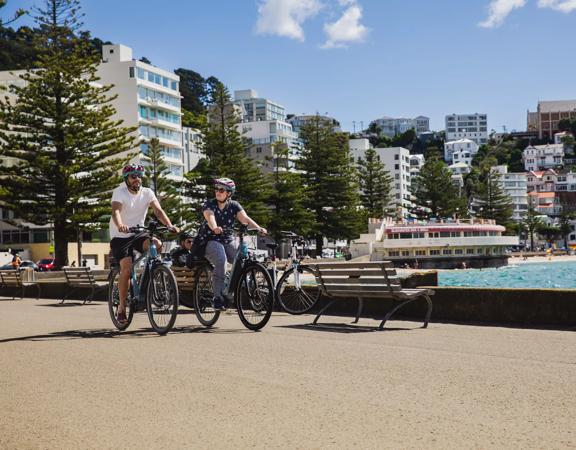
xmin=0 ymin=298 xmax=574 ymax=449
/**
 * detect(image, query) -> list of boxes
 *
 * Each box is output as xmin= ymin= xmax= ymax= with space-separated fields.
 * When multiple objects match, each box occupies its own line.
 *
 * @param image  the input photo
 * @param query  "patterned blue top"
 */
xmin=196 ymin=199 xmax=244 ymax=244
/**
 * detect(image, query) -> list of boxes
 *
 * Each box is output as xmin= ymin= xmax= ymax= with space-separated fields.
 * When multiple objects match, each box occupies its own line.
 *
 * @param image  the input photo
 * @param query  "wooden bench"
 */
xmin=0 ymin=270 xmax=41 ymax=300
xmin=170 ymin=263 xmax=212 ymax=309
xmin=61 ymin=267 xmax=108 ymax=304
xmin=308 ymin=261 xmax=434 ymax=330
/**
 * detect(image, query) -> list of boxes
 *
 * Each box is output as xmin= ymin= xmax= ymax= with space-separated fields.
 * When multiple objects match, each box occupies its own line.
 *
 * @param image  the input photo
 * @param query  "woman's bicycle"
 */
xmin=108 ymin=220 xmax=179 ymax=335
xmin=193 ymin=225 xmax=275 ymax=331
xmin=273 ymin=231 xmax=321 ymax=315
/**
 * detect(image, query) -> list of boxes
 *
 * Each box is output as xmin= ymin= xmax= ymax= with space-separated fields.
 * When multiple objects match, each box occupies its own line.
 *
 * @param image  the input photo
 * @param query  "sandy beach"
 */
xmin=508 ymin=254 xmax=576 ymax=265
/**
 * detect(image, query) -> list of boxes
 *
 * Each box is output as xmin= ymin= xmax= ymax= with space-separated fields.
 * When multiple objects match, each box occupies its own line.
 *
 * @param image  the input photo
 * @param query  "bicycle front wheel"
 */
xmin=146 ymin=265 xmax=179 ymax=335
xmin=107 ymin=268 xmax=135 ymax=330
xmin=194 ymin=264 xmax=220 ymax=327
xmin=276 ymin=265 xmax=321 ymax=314
xmin=236 ymin=263 xmax=274 ymax=331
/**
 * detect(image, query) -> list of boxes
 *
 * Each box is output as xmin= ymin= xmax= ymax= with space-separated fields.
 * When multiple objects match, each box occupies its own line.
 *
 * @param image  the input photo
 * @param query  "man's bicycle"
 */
xmin=274 ymin=231 xmax=321 ymax=315
xmin=108 ymin=221 xmax=179 ymax=335
xmin=193 ymin=225 xmax=274 ymax=331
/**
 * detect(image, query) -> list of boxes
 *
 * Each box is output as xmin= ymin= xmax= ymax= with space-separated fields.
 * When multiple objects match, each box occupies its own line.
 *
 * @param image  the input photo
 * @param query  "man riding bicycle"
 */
xmin=194 ymin=177 xmax=266 ymax=310
xmin=109 ymin=163 xmax=178 ymax=324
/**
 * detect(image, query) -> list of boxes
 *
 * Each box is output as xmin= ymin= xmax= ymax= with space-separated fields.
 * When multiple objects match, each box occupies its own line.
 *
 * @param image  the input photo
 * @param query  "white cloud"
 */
xmin=479 ymin=0 xmax=527 ymax=28
xmin=538 ymin=0 xmax=576 ymax=12
xmin=322 ymin=3 xmax=369 ymax=48
xmin=255 ymin=0 xmax=323 ymax=41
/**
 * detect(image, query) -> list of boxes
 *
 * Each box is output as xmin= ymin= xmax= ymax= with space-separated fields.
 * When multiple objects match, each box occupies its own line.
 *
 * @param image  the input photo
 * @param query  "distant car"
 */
xmin=19 ymin=260 xmax=38 ymax=271
xmin=0 ymin=263 xmax=14 ymax=270
xmin=37 ymin=258 xmax=55 ymax=271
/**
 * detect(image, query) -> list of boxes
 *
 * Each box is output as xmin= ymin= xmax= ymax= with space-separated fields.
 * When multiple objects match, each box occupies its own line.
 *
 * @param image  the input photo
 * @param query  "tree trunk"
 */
xmin=53 ymin=218 xmax=68 ymax=270
xmin=315 ymin=234 xmax=323 ymax=258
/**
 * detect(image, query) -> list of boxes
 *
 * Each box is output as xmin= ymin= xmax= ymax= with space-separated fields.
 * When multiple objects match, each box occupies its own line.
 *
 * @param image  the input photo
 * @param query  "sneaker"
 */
xmin=213 ymin=297 xmax=224 ymax=311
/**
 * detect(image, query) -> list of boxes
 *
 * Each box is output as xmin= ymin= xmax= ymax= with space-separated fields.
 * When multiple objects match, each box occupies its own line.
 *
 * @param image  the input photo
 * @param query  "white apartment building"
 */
xmin=181 ymin=127 xmax=203 ymax=172
xmin=96 ymin=44 xmax=184 ymax=180
xmin=445 ymin=113 xmax=488 ymax=145
xmin=492 ymin=165 xmax=528 ymax=221
xmin=444 ymin=138 xmax=479 ymax=163
xmin=234 ymin=89 xmax=285 ymax=122
xmin=349 ymin=144 xmax=412 ymax=216
xmin=239 ymin=119 xmax=301 ymax=174
xmin=286 ymin=114 xmax=341 ymax=134
xmin=522 ymin=144 xmax=564 ymax=171
xmin=370 ymin=115 xmax=430 ymax=137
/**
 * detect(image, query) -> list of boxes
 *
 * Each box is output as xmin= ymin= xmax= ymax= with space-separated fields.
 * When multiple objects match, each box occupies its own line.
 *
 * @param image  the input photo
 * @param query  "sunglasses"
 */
xmin=215 ymin=188 xmax=228 ymax=193
xmin=129 ymin=174 xmax=143 ymax=179
xmin=185 ymin=240 xmax=193 ymax=244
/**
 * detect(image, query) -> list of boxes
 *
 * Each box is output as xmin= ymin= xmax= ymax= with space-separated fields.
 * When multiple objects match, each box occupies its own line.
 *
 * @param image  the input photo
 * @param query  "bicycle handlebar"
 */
xmin=128 ymin=221 xmax=173 ymax=236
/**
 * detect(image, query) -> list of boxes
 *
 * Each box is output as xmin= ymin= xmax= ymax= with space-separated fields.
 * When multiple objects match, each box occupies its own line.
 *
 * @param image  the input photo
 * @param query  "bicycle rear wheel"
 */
xmin=276 ymin=265 xmax=321 ymax=314
xmin=194 ymin=264 xmax=220 ymax=327
xmin=108 ymin=269 xmax=135 ymax=330
xmin=146 ymin=265 xmax=179 ymax=335
xmin=236 ymin=263 xmax=274 ymax=331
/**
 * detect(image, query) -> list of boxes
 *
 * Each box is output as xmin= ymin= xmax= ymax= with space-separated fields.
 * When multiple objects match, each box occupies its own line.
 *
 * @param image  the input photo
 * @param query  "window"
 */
xmin=467 ymin=248 xmax=475 ymax=254
xmin=394 ymin=164 xmax=399 ymax=170
xmin=455 ymin=249 xmax=463 ymax=255
xmin=416 ymin=250 xmax=426 ymax=256
xmin=430 ymin=249 xmax=440 ymax=255
xmin=129 ymin=67 xmax=134 ymax=78
xmin=443 ymin=249 xmax=452 ymax=255
xmin=389 ymin=251 xmax=400 ymax=257
xmin=402 ymin=251 xmax=410 ymax=256
xmin=394 ymin=154 xmax=399 ymax=160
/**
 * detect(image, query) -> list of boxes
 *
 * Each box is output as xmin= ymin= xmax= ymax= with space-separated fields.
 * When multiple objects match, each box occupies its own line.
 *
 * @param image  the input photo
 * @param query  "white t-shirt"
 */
xmin=109 ymin=184 xmax=158 ymax=239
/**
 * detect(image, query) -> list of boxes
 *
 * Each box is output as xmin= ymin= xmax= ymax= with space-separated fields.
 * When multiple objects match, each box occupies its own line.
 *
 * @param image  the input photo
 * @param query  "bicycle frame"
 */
xmin=221 ymin=229 xmax=250 ymax=300
xmin=127 ymin=231 xmax=162 ymax=303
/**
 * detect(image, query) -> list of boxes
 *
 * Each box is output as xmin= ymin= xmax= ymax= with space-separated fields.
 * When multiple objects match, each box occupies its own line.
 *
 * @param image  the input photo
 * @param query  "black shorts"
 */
xmin=110 ymin=233 xmax=148 ymax=263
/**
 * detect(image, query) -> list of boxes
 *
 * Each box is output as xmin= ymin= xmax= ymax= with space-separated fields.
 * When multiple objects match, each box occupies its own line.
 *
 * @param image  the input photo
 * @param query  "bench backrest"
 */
xmin=63 ymin=267 xmax=96 ymax=286
xmin=0 ymin=270 xmax=22 ymax=287
xmin=308 ymin=261 xmax=401 ymax=298
xmin=170 ymin=266 xmax=197 ymax=292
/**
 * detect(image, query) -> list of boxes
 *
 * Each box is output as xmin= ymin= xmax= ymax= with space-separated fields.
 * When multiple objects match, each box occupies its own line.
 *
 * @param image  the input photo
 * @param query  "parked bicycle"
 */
xmin=193 ymin=224 xmax=274 ymax=331
xmin=274 ymin=231 xmax=321 ymax=315
xmin=108 ymin=221 xmax=179 ymax=335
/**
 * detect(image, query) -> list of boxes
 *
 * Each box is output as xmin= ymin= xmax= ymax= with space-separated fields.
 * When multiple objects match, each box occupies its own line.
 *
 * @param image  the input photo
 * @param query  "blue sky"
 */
xmin=6 ymin=0 xmax=576 ymax=133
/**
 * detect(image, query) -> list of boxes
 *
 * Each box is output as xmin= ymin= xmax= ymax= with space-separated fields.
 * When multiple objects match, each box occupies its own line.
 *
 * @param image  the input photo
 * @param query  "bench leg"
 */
xmin=312 ymin=298 xmax=339 ymax=325
xmin=61 ymin=288 xmax=73 ymax=304
xmin=83 ymin=286 xmax=95 ymax=305
xmin=378 ymin=295 xmax=433 ymax=330
xmin=352 ymin=297 xmax=364 ymax=324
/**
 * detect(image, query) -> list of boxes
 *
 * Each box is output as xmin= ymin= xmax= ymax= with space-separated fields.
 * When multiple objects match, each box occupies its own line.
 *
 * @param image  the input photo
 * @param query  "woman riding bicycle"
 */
xmin=109 ymin=163 xmax=178 ymax=324
xmin=194 ymin=177 xmax=266 ymax=310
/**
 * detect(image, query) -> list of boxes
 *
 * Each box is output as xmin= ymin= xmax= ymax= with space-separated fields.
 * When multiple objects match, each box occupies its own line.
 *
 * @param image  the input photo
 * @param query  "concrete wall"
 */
xmin=2 ymin=269 xmax=574 ymax=328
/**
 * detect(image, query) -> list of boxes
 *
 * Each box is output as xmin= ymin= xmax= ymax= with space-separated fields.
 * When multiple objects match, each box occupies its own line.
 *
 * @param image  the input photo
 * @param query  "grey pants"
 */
xmin=204 ymin=240 xmax=238 ymax=298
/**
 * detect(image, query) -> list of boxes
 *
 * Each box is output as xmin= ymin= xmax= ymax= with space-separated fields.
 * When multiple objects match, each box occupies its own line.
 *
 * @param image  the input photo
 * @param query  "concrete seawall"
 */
xmin=1 ymin=270 xmax=574 ymax=328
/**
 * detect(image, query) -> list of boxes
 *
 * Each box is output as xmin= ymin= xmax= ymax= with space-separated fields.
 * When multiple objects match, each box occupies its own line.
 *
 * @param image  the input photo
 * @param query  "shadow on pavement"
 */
xmin=0 ymin=324 xmax=253 ymax=344
xmin=275 ymin=323 xmax=413 ymax=333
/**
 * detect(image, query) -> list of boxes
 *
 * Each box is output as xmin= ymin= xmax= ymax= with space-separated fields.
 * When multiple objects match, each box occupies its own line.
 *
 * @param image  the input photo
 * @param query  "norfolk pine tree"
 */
xmin=413 ymin=156 xmax=465 ymax=219
xmin=357 ymin=147 xmax=394 ymax=219
xmin=474 ymin=167 xmax=513 ymax=227
xmin=267 ymin=141 xmax=314 ymax=241
xmin=145 ymin=137 xmax=194 ymax=228
xmin=199 ymin=82 xmax=272 ymax=225
xmin=298 ymin=115 xmax=363 ymax=254
xmin=0 ymin=0 xmax=136 ymax=268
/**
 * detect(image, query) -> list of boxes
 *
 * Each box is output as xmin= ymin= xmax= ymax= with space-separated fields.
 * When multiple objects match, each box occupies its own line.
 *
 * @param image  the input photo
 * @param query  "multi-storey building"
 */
xmin=181 ymin=127 xmax=203 ymax=172
xmin=239 ymin=119 xmax=301 ymax=174
xmin=526 ymin=169 xmax=558 ymax=193
xmin=492 ymin=165 xmax=528 ymax=221
xmin=96 ymin=44 xmax=184 ymax=180
xmin=522 ymin=144 xmax=564 ymax=171
xmin=233 ymin=89 xmax=285 ymax=122
xmin=286 ymin=114 xmax=341 ymax=134
xmin=370 ymin=115 xmax=430 ymax=138
xmin=444 ymin=138 xmax=479 ymax=163
xmin=527 ymin=100 xmax=576 ymax=140
xmin=349 ymin=144 xmax=412 ymax=216
xmin=445 ymin=113 xmax=488 ymax=145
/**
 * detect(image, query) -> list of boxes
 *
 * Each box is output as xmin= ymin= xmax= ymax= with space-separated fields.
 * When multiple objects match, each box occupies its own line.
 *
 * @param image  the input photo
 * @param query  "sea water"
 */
xmin=438 ymin=260 xmax=576 ymax=289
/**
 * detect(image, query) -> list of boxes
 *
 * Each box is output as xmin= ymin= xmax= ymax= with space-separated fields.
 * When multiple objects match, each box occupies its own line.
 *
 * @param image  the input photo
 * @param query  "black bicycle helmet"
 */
xmin=179 ymin=231 xmax=194 ymax=242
